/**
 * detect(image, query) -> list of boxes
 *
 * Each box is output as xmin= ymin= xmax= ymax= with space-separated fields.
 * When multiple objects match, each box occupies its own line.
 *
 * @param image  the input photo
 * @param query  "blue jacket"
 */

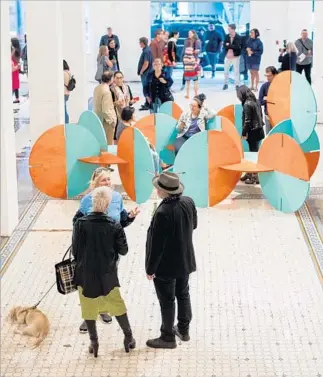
xmin=246 ymin=38 xmax=263 ymax=66
xmin=73 ymin=190 xmax=134 ymax=228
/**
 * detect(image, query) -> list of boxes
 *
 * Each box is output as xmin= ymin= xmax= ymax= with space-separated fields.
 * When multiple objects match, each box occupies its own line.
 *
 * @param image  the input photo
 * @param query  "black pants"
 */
xmin=296 ymin=63 xmax=312 ymax=85
xmin=13 ymin=89 xmax=19 ymax=99
xmin=247 ymin=138 xmax=260 ymax=152
xmin=153 ymin=275 xmax=192 ymax=342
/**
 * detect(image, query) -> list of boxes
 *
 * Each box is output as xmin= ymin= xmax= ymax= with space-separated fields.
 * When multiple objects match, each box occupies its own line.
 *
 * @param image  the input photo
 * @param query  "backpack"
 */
xmin=66 ymin=75 xmax=76 ymax=91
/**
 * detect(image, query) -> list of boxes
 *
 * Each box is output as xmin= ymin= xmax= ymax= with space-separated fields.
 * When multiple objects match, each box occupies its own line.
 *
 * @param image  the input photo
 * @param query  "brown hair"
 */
xmin=97 ymin=45 xmax=107 ymax=61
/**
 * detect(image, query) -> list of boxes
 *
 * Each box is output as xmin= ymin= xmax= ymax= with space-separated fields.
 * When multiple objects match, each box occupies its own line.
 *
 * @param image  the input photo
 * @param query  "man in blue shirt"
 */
xmin=138 ymin=37 xmax=153 ymax=111
xmin=258 ymin=66 xmax=278 ymax=134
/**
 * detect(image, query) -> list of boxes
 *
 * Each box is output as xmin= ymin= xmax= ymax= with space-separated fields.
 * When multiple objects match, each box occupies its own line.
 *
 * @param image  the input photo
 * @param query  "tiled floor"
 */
xmin=1 ymin=75 xmax=323 ymax=377
xmin=1 ymin=197 xmax=323 ymax=377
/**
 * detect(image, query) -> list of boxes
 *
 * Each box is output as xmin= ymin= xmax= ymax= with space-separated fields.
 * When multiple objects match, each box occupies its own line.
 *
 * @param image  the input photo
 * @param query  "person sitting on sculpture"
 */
xmin=116 ymin=106 xmax=170 ymax=174
xmin=175 ymin=94 xmax=215 ymax=155
xmin=73 ymin=167 xmax=140 ymax=332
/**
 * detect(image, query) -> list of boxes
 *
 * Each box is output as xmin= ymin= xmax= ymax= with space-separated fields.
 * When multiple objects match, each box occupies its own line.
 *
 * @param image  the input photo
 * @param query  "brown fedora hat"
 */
xmin=152 ymin=172 xmax=184 ymax=195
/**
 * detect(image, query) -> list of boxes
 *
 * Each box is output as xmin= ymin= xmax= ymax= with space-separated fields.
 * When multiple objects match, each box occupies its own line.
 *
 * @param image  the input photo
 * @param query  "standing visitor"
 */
xmin=295 ymin=29 xmax=313 ymax=84
xmin=150 ymin=29 xmax=165 ymax=61
xmin=73 ymin=186 xmax=136 ymax=357
xmin=93 ymin=71 xmax=117 ymax=145
xmin=12 ymin=47 xmax=21 ymax=104
xmin=205 ymin=22 xmax=223 ymax=79
xmin=147 ymin=58 xmax=173 ymax=113
xmin=278 ymin=42 xmax=297 ymax=71
xmin=183 ymin=30 xmax=201 ymax=99
xmin=108 ymin=39 xmax=118 ymax=72
xmin=258 ymin=66 xmax=278 ymax=134
xmin=164 ymin=31 xmax=179 ymax=78
xmin=95 ymin=46 xmax=113 ymax=82
xmin=138 ymin=37 xmax=153 ymax=111
xmin=223 ymin=24 xmax=242 ymax=90
xmin=22 ymin=34 xmax=28 ymax=76
xmin=146 ymin=172 xmax=197 ymax=349
xmin=246 ymin=28 xmax=263 ymax=91
xmin=237 ymin=86 xmax=265 ymax=185
xmin=99 ymin=27 xmax=120 ymax=70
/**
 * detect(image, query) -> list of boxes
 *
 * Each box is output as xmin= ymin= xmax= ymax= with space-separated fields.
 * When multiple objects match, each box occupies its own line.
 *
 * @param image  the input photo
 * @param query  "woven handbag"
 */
xmin=55 ymin=246 xmax=77 ymax=295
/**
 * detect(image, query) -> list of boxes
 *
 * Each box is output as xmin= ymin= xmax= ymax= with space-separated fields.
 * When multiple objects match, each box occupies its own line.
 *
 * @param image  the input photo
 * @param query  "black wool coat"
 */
xmin=146 ymin=196 xmax=197 ymax=278
xmin=72 ymin=212 xmax=128 ymax=298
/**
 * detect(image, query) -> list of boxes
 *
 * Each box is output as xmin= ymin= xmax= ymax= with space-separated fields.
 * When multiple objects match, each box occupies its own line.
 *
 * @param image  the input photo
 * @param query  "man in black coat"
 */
xmin=223 ymin=23 xmax=242 ymax=90
xmin=145 ymin=172 xmax=197 ymax=349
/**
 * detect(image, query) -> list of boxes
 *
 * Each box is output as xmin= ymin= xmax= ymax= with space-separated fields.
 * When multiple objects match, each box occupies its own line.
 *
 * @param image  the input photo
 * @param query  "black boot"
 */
xmin=115 ymin=313 xmax=136 ymax=353
xmin=85 ymin=320 xmax=99 ymax=357
xmin=240 ymin=173 xmax=250 ymax=182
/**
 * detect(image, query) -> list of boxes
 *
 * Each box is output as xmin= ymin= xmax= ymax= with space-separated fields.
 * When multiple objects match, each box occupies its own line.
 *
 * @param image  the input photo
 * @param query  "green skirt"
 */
xmin=78 ymin=287 xmax=127 ymax=320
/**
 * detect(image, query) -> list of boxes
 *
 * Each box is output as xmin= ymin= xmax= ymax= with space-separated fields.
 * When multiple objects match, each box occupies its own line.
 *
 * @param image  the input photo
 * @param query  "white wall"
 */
xmin=87 ymin=1 xmax=150 ymax=82
xmin=313 ymin=0 xmax=323 ymax=123
xmin=250 ymin=0 xmax=313 ymax=75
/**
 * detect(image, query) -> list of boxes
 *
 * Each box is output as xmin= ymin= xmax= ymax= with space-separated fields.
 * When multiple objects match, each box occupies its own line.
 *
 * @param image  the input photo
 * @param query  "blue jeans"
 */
xmin=64 ymin=94 xmax=69 ymax=124
xmin=207 ymin=52 xmax=219 ymax=73
xmin=175 ymin=135 xmax=189 ymax=155
xmin=164 ymin=66 xmax=174 ymax=78
xmin=140 ymin=73 xmax=149 ymax=98
xmin=150 ymin=149 xmax=160 ymax=174
xmin=150 ymin=98 xmax=162 ymax=114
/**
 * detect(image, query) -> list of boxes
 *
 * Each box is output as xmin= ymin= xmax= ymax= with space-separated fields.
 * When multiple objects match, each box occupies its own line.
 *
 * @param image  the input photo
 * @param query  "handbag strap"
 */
xmin=62 ymin=246 xmax=72 ymax=261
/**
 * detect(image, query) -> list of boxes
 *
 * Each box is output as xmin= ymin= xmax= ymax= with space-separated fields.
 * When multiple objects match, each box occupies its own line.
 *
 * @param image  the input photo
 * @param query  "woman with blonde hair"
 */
xmin=73 ymin=167 xmax=140 ymax=332
xmin=73 ymin=186 xmax=136 ymax=357
xmin=95 ymin=45 xmax=113 ymax=82
xmin=278 ymin=42 xmax=297 ymax=71
xmin=183 ymin=30 xmax=201 ymax=99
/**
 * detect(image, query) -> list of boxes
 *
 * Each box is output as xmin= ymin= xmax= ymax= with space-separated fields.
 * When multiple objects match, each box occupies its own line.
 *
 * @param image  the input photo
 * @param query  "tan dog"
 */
xmin=8 ymin=306 xmax=49 ymax=348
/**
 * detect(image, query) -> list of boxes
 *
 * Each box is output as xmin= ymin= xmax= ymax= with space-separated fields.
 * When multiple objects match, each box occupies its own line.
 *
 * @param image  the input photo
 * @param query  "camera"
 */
xmin=279 ymin=39 xmax=287 ymax=53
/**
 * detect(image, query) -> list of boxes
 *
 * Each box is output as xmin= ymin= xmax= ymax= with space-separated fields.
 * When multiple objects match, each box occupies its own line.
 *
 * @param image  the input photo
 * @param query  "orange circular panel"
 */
xmin=221 ymin=159 xmax=273 ymax=173
xmin=117 ymin=127 xmax=135 ymax=201
xmin=217 ymin=105 xmax=235 ymax=125
xmin=172 ymin=102 xmax=183 ymax=120
xmin=267 ymin=71 xmax=291 ymax=127
xmin=305 ymin=151 xmax=320 ymax=178
xmin=29 ymin=125 xmax=67 ymax=198
xmin=258 ymin=133 xmax=309 ymax=181
xmin=134 ymin=114 xmax=156 ymax=146
xmin=221 ymin=117 xmax=243 ymax=157
xmin=208 ymin=130 xmax=241 ymax=206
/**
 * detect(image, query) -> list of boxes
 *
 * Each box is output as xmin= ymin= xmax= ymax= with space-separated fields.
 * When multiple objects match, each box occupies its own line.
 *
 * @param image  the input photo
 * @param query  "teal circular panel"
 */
xmin=207 ymin=116 xmax=222 ymax=131
xmin=65 ymin=124 xmax=101 ymax=198
xmin=159 ymin=101 xmax=173 ymax=117
xmin=134 ymin=128 xmax=154 ymax=204
xmin=268 ymin=119 xmax=299 ymax=141
xmin=291 ymin=71 xmax=317 ymax=143
xmin=78 ymin=110 xmax=107 ymax=151
xmin=155 ymin=113 xmax=178 ymax=165
xmin=300 ymin=130 xmax=320 ymax=153
xmin=173 ymin=132 xmax=208 ymax=207
xmin=259 ymin=171 xmax=310 ymax=213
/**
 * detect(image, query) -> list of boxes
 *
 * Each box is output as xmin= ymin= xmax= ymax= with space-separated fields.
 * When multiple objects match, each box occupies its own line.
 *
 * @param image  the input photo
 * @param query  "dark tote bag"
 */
xmin=55 ymin=246 xmax=77 ymax=295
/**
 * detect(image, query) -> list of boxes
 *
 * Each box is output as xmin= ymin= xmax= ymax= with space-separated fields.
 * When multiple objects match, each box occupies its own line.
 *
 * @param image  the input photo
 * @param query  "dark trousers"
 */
xmin=174 ymin=135 xmax=189 ymax=155
xmin=207 ymin=52 xmax=219 ymax=74
xmin=153 ymin=275 xmax=192 ymax=342
xmin=13 ymin=89 xmax=19 ymax=99
xmin=247 ymin=138 xmax=260 ymax=152
xmin=296 ymin=63 xmax=312 ymax=85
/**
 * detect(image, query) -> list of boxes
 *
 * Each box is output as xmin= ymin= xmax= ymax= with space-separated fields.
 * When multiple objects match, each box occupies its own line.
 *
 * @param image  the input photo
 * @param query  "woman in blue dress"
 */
xmin=73 ymin=167 xmax=140 ymax=332
xmin=246 ymin=29 xmax=264 ymax=92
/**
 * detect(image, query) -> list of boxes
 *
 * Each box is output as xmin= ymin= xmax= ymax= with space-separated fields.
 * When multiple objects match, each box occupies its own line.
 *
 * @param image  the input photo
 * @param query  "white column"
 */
xmin=313 ymin=0 xmax=323 ymax=123
xmin=0 ymin=1 xmax=19 ymax=235
xmin=25 ymin=1 xmax=64 ymax=143
xmin=88 ymin=1 xmax=150 ymax=82
xmin=61 ymin=0 xmax=88 ymax=122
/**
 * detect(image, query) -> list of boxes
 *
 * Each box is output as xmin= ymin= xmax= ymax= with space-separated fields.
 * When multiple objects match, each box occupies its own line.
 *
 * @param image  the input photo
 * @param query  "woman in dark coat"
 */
xmin=73 ymin=186 xmax=136 ymax=357
xmin=237 ymin=85 xmax=265 ymax=185
xmin=278 ymin=42 xmax=297 ymax=71
xmin=146 ymin=58 xmax=173 ymax=113
xmin=246 ymin=28 xmax=263 ymax=91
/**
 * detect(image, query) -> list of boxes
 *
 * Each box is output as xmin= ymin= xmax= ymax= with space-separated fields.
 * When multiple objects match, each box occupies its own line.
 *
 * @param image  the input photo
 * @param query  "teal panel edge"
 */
xmin=155 ymin=113 xmax=178 ymax=165
xmin=259 ymin=170 xmax=310 ymax=213
xmin=268 ymin=119 xmax=300 ymax=143
xmin=134 ymin=128 xmax=154 ymax=204
xmin=207 ymin=116 xmax=221 ymax=131
xmin=159 ymin=101 xmax=173 ymax=117
xmin=173 ymin=131 xmax=208 ymax=207
xmin=78 ymin=110 xmax=108 ymax=151
xmin=65 ymin=124 xmax=101 ymax=198
xmin=233 ymin=104 xmax=249 ymax=151
xmin=290 ymin=71 xmax=317 ymax=143
xmin=300 ymin=130 xmax=320 ymax=153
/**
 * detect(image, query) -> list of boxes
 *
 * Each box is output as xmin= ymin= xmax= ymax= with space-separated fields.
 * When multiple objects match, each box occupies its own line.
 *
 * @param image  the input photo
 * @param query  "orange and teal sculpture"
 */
xmin=29 ymin=71 xmax=320 ymax=213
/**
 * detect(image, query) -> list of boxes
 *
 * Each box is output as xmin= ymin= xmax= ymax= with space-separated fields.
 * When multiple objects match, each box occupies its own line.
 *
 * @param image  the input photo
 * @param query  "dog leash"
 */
xmin=32 ymin=282 xmax=56 ymax=309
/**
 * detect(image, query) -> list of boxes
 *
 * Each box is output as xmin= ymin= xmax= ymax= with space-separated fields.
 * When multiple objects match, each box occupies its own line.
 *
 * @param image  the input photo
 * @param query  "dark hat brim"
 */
xmin=152 ymin=176 xmax=184 ymax=195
